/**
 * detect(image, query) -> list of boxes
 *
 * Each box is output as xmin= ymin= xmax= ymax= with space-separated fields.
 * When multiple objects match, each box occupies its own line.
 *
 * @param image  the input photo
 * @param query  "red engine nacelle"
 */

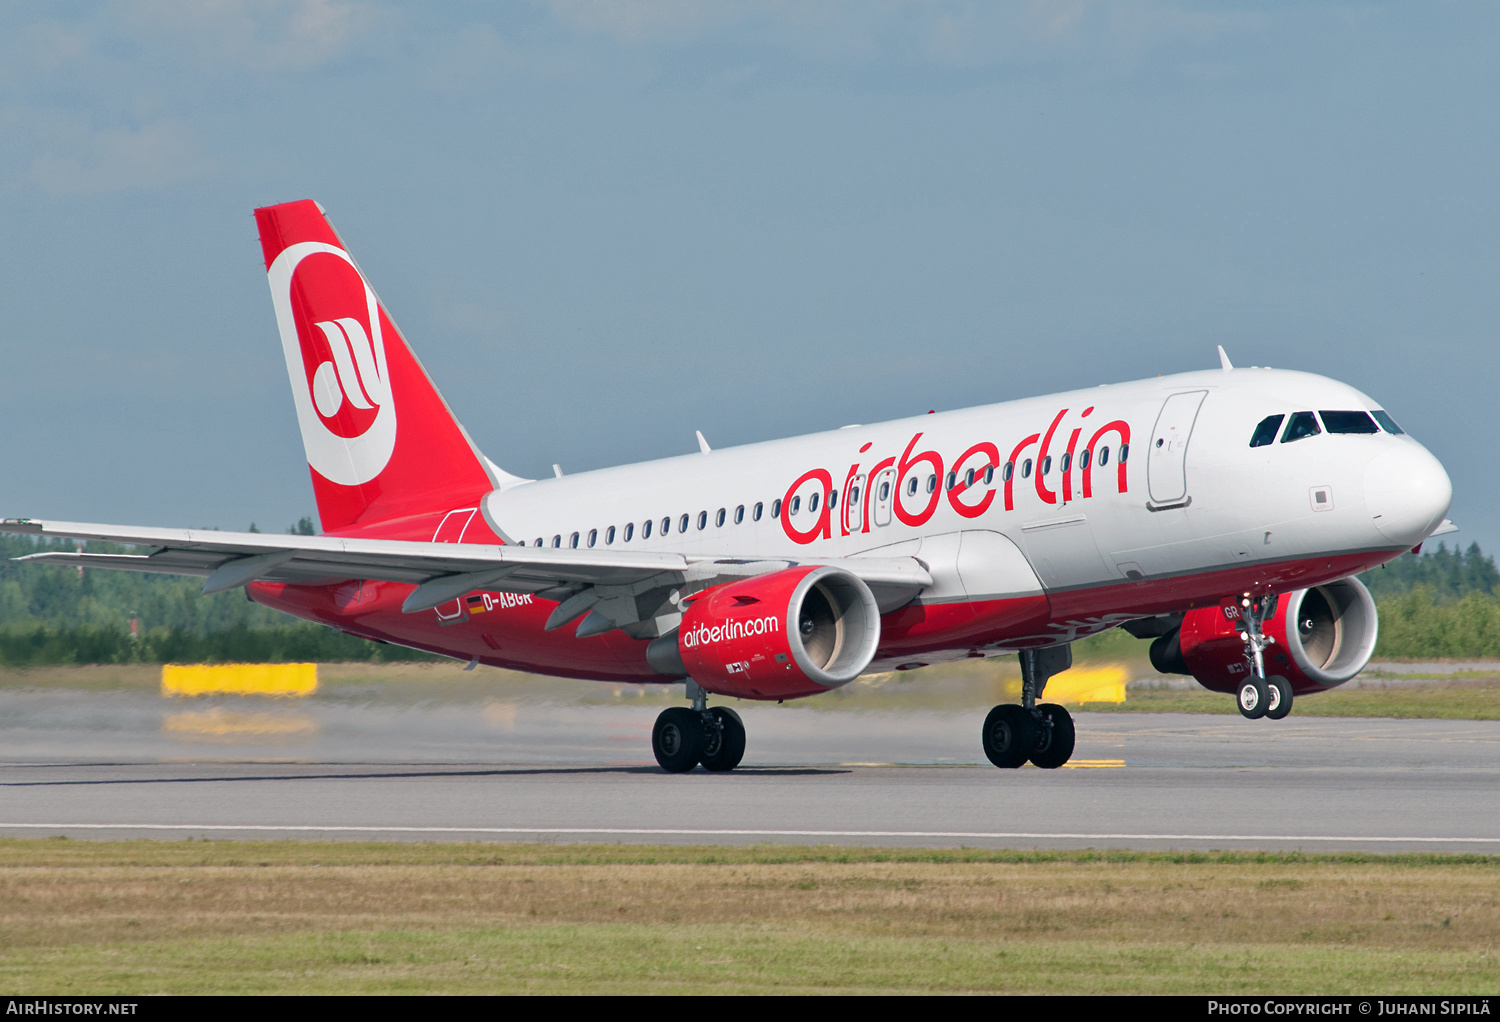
xmin=1167 ymin=576 xmax=1379 ymax=696
xmin=646 ymin=565 xmax=881 ymax=701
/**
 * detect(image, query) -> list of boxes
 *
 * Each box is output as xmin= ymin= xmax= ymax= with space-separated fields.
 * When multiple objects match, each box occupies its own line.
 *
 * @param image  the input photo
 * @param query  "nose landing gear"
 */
xmin=1234 ymin=594 xmax=1294 ymax=720
xmin=651 ymin=680 xmax=747 ymax=773
xmin=982 ymin=645 xmax=1077 ymax=769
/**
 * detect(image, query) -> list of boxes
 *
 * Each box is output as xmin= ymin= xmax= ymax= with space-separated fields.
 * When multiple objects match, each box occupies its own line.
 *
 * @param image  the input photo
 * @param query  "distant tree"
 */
xmin=1358 ymin=542 xmax=1499 ymax=602
xmin=290 ymin=516 xmax=317 ymax=536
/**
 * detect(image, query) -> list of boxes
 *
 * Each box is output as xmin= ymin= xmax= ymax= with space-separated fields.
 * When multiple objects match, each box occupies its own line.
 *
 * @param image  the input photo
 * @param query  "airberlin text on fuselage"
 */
xmin=682 ymin=617 xmax=781 ymax=648
xmin=781 ymin=406 xmax=1132 ymax=546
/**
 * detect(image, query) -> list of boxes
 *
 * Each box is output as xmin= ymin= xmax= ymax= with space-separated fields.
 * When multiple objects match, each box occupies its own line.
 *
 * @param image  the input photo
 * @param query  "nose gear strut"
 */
xmin=1235 ymin=593 xmax=1286 ymax=719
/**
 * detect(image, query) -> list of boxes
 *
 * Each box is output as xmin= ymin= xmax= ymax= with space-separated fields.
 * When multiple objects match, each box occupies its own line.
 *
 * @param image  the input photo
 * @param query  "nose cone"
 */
xmin=1363 ymin=444 xmax=1452 ymax=546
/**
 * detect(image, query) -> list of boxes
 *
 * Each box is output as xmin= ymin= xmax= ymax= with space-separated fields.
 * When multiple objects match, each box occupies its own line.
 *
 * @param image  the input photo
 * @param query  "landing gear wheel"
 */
xmin=700 ymin=707 xmax=746 ymax=772
xmin=1264 ymin=676 xmax=1293 ymax=720
xmin=982 ymin=704 xmax=1037 ymax=769
xmin=1029 ymin=703 xmax=1076 ymax=769
xmin=1237 ymin=677 xmax=1269 ymax=719
xmin=652 ymin=707 xmax=705 ymax=773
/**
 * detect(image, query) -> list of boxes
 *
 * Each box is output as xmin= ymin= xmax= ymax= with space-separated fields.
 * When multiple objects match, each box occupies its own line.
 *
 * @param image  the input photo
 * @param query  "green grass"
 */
xmin=7 ymin=927 xmax=1496 ymax=995
xmin=0 ymin=840 xmax=1496 ymax=994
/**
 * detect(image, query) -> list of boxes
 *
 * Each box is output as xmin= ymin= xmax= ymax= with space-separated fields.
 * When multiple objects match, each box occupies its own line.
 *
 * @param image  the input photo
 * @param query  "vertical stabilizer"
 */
xmin=254 ymin=200 xmax=518 ymax=541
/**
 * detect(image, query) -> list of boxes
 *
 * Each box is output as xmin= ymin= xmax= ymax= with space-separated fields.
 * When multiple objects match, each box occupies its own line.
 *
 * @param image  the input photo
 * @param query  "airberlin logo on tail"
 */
xmin=267 ymin=242 xmax=397 ymax=486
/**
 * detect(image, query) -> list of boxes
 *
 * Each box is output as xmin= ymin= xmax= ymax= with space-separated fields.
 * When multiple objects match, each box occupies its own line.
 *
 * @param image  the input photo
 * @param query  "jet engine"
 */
xmin=1151 ymin=576 xmax=1379 ymax=696
xmin=647 ymin=565 xmax=881 ymax=700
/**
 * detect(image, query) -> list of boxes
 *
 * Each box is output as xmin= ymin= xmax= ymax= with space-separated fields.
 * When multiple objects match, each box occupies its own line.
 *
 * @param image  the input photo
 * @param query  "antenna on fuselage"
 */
xmin=696 ymin=430 xmax=712 ymax=454
xmin=1217 ymin=345 xmax=1234 ymax=372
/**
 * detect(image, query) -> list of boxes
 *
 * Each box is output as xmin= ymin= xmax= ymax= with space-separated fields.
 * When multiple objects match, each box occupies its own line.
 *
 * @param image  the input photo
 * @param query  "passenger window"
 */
xmin=716 ymin=508 xmax=727 ymax=527
xmin=1080 ymin=449 xmax=1090 ymax=470
xmin=982 ymin=466 xmax=993 ymax=485
xmin=809 ymin=492 xmax=819 ymax=513
xmin=851 ymin=487 xmax=860 ymax=504
xmin=570 ymin=532 xmax=580 ymax=549
xmin=1002 ymin=462 xmax=1013 ymax=482
xmin=1041 ymin=456 xmax=1052 ymax=475
xmin=734 ymin=506 xmax=744 ymax=524
xmin=879 ymin=481 xmax=890 ymax=501
xmin=1099 ymin=447 xmax=1109 ymax=466
xmin=552 ymin=535 xmax=561 ymax=548
xmin=695 ymin=511 xmax=706 ymax=530
xmin=534 ymin=538 xmax=543 ymax=547
xmin=679 ymin=514 xmax=690 ymax=533
xmin=1120 ymin=443 xmax=1129 ymax=463
xmin=1372 ymin=410 xmax=1405 ymax=435
xmin=828 ymin=490 xmax=837 ymax=509
xmin=1281 ymin=411 xmax=1321 ymax=443
xmin=1059 ymin=453 xmax=1070 ymax=474
xmin=587 ymin=529 xmax=597 ymax=548
xmin=753 ymin=502 xmax=763 ymax=521
xmin=926 ymin=474 xmax=936 ymax=494
xmin=642 ymin=520 xmax=652 ymax=539
xmin=623 ymin=523 xmax=634 ymax=542
xmin=771 ymin=499 xmax=781 ymax=518
xmin=661 ymin=517 xmax=671 ymax=535
xmin=906 ymin=477 xmax=918 ymax=497
xmin=1319 ymin=410 xmax=1380 ymax=434
xmin=946 ymin=472 xmax=957 ymax=491
xmin=605 ymin=526 xmax=615 ymax=545
xmin=791 ymin=496 xmax=801 ymax=514
xmin=1249 ymin=414 xmax=1284 ymax=448
xmin=1022 ymin=458 xmax=1033 ymax=479
xmin=966 ymin=468 xmax=976 ymax=487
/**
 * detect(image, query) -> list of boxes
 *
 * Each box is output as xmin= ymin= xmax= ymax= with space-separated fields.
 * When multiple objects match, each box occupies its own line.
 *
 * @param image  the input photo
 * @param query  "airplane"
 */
xmin=2 ymin=199 xmax=1455 ymax=772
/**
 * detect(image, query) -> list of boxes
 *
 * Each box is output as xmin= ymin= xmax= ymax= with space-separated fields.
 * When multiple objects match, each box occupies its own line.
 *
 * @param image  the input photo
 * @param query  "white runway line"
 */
xmin=0 ymin=823 xmax=1497 ymax=844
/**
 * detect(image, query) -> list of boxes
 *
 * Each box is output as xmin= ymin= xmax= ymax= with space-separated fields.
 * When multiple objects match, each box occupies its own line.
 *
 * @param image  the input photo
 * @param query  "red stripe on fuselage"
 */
xmin=246 ymin=547 xmax=1405 ymax=691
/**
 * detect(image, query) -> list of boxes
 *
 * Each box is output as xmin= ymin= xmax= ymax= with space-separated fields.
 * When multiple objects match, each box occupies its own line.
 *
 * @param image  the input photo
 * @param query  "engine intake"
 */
xmin=647 ymin=565 xmax=881 ymax=700
xmin=1164 ymin=576 xmax=1379 ymax=695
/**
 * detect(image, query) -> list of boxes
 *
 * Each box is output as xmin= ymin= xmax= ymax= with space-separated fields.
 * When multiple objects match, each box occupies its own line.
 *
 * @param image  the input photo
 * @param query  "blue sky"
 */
xmin=1 ymin=2 xmax=1496 ymax=550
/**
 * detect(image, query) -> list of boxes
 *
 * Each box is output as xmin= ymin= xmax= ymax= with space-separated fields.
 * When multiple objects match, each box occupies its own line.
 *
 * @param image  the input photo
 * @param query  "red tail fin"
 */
xmin=255 ymin=200 xmax=511 ymax=541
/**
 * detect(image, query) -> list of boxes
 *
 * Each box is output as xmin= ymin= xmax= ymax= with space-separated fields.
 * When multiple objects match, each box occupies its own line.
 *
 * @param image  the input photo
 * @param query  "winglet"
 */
xmin=1217 ymin=345 xmax=1233 ymax=372
xmin=696 ymin=430 xmax=712 ymax=454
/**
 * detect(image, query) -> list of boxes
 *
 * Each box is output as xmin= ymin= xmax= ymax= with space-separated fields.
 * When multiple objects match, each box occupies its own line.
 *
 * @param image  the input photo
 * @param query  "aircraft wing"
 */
xmin=1 ymin=519 xmax=931 ymax=630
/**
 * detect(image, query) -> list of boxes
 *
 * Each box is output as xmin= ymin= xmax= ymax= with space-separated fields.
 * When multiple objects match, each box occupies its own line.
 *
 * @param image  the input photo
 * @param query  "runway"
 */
xmin=0 ymin=675 xmax=1496 ymax=851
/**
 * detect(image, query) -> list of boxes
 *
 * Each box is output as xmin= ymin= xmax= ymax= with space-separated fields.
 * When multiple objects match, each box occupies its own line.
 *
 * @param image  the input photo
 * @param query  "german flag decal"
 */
xmin=465 ymin=593 xmax=491 ymax=614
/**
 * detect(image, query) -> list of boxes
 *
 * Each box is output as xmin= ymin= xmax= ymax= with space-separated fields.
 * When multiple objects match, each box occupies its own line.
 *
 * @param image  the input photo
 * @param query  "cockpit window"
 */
xmin=1371 ymin=410 xmax=1405 ymax=435
xmin=1319 ymin=410 xmax=1379 ymax=434
xmin=1281 ymin=411 xmax=1321 ymax=443
xmin=1249 ymin=414 xmax=1284 ymax=448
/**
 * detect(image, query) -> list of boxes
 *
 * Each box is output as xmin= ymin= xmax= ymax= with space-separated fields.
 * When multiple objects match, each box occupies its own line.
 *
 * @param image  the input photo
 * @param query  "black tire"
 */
xmin=1237 ymin=677 xmax=1269 ymax=719
xmin=982 ymin=704 xmax=1037 ymax=769
xmin=1264 ymin=676 xmax=1293 ymax=720
xmin=701 ymin=707 xmax=746 ymax=772
xmin=1029 ymin=703 xmax=1076 ymax=769
xmin=652 ymin=707 xmax=704 ymax=773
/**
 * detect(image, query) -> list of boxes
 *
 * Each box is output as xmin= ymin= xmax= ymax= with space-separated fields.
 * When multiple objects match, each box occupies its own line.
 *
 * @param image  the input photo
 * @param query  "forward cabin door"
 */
xmin=1146 ymin=391 xmax=1207 ymax=509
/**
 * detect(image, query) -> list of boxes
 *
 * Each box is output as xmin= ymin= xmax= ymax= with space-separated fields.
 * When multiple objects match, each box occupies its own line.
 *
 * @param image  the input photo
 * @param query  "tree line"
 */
xmin=0 ymin=530 xmax=1492 ymax=665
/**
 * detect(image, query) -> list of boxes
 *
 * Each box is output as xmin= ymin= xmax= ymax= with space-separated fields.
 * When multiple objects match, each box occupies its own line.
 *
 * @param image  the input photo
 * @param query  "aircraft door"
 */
xmin=1147 ymin=391 xmax=1207 ymax=508
xmin=871 ymin=468 xmax=897 ymax=527
xmin=431 ymin=508 xmax=477 ymax=622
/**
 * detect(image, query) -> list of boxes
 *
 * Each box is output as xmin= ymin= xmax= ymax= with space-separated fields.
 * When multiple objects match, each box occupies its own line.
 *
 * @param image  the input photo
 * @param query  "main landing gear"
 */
xmin=982 ymin=645 xmax=1077 ymax=769
xmin=651 ymin=680 xmax=747 ymax=773
xmin=1234 ymin=594 xmax=1293 ymax=721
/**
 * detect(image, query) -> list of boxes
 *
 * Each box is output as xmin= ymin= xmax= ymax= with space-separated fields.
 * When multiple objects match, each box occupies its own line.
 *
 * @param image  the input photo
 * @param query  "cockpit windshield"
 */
xmin=1319 ymin=411 xmax=1380 ymax=434
xmin=1249 ymin=414 xmax=1284 ymax=448
xmin=1281 ymin=411 xmax=1321 ymax=443
xmin=1371 ymin=410 xmax=1405 ymax=435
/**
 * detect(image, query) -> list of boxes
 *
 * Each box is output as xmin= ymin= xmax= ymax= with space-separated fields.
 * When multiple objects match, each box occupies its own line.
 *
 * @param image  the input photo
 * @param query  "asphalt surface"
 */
xmin=0 ymin=683 xmax=1496 ymax=851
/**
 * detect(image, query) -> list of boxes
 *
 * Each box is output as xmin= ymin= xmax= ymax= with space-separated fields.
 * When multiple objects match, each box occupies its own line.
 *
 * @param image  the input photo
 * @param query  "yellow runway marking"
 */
xmin=1060 ymin=759 xmax=1127 ymax=769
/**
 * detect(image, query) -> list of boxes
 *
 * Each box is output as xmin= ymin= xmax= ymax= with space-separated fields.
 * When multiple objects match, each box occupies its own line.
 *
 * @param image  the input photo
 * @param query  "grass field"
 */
xmin=0 ymin=840 xmax=1495 ymax=994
